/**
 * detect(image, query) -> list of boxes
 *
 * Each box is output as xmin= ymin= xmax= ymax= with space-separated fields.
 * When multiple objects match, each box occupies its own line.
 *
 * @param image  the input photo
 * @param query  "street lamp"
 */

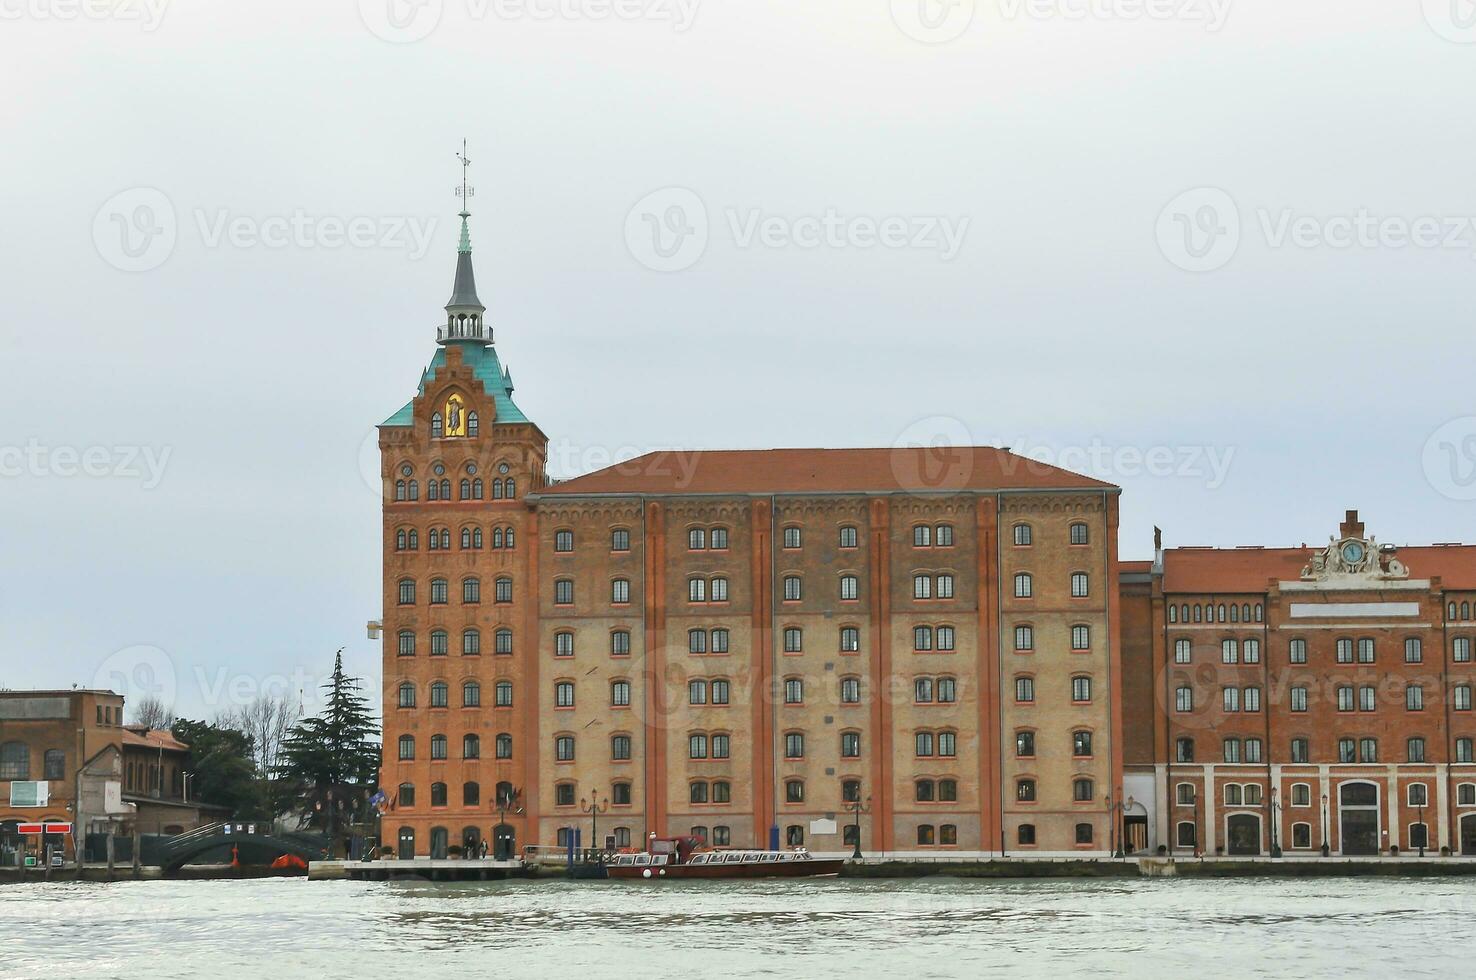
xmin=1328 ymin=791 xmax=1340 ymax=856
xmin=1269 ymin=787 xmax=1282 ymax=858
xmin=845 ymin=794 xmax=872 ymax=861
xmin=580 ymin=790 xmax=609 ymax=859
xmin=1108 ymin=792 xmax=1134 ymax=858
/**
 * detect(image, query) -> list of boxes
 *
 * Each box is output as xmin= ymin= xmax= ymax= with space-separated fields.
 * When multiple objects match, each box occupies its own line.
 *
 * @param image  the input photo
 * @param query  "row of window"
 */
xmin=1015 ymin=776 xmax=1098 ymax=803
xmin=396 ymin=577 xmax=513 ymax=605
xmin=1016 ymin=823 xmax=1096 ymax=846
xmin=1173 ymin=682 xmax=1476 ymax=714
xmin=1010 ymin=522 xmax=1091 ymax=547
xmin=396 ymin=733 xmax=512 ymax=760
xmin=0 ymin=743 xmax=65 ymax=781
xmin=396 ymin=778 xmax=518 ymax=809
xmin=396 ymin=627 xmax=515 ymax=657
xmin=393 ymin=477 xmax=517 ymax=501
xmin=1013 ymin=675 xmax=1096 ymax=704
xmin=1012 ymin=624 xmax=1094 ymax=652
xmin=1168 ymin=602 xmax=1264 ymax=624
xmin=1172 ymin=734 xmax=1476 ymax=764
xmin=1013 ymin=730 xmax=1096 ymax=758
xmin=395 ymin=525 xmax=517 ymax=551
xmin=1172 ymin=781 xmax=1476 ymax=809
xmin=1011 ymin=572 xmax=1091 ymax=599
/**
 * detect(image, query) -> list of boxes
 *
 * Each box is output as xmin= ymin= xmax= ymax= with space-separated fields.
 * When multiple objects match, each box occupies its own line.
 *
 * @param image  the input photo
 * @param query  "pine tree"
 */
xmin=278 ymin=650 xmax=381 ymax=846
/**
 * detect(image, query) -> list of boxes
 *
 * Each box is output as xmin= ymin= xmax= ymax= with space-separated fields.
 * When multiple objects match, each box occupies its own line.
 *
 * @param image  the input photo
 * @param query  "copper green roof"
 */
xmin=381 ymin=341 xmax=528 ymax=427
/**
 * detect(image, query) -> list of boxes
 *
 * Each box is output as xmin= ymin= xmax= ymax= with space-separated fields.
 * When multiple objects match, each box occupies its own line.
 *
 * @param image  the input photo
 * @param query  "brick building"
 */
xmin=376 ymin=208 xmax=1126 ymax=857
xmin=0 ymin=689 xmax=129 ymax=863
xmin=1121 ymin=512 xmax=1476 ymax=857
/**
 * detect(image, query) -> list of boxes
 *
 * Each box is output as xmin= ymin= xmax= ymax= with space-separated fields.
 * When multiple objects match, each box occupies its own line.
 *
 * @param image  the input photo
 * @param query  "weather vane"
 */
xmin=456 ymin=139 xmax=474 ymax=215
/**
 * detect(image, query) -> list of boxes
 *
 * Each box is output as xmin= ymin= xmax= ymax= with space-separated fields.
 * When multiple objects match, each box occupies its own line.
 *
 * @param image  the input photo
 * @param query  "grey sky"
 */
xmin=2 ymin=1 xmax=1474 ymax=719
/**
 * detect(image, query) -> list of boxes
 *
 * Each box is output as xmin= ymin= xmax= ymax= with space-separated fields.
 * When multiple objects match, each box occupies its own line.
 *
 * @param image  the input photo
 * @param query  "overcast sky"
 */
xmin=2 ymin=1 xmax=1474 ymax=720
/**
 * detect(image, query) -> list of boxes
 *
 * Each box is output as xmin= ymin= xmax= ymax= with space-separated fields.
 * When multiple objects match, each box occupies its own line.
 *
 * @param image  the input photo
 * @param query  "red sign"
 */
xmin=16 ymin=823 xmax=44 ymax=834
xmin=14 ymin=823 xmax=70 ymax=834
xmin=45 ymin=823 xmax=71 ymax=834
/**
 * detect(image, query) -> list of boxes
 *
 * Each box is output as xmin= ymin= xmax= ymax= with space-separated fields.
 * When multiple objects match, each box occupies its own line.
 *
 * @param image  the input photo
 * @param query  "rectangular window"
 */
xmin=689 ymin=528 xmax=706 ymax=550
xmin=936 ymin=524 xmax=954 ymax=546
xmin=1336 ymin=638 xmax=1353 ymax=664
xmin=1175 ymin=686 xmax=1193 ymax=712
xmin=1359 ymin=686 xmax=1375 ymax=712
xmin=783 ymin=628 xmax=803 ymax=653
xmin=784 ymin=576 xmax=801 ymax=601
xmin=1222 ymin=687 xmax=1240 ymax=712
xmin=1456 ymin=684 xmax=1472 ymax=711
xmin=711 ymin=629 xmax=729 ymax=653
xmin=1243 ymin=687 xmax=1261 ymax=712
xmin=1455 ymin=637 xmax=1472 ymax=663
xmin=611 ymin=579 xmax=630 ymax=604
xmin=1244 ymin=738 xmax=1263 ymax=763
xmin=554 ymin=530 xmax=574 ymax=552
xmin=783 ymin=526 xmax=802 ymax=549
xmin=936 ymin=575 xmax=954 ymax=599
xmin=1222 ymin=639 xmax=1238 ymax=664
xmin=1338 ymin=738 xmax=1356 ymax=763
xmin=552 ymin=580 xmax=570 ymax=604
xmin=839 ymin=526 xmax=858 ymax=549
xmin=1405 ymin=638 xmax=1423 ymax=663
xmin=1243 ymin=638 xmax=1260 ymax=664
xmin=1015 ymin=677 xmax=1035 ymax=703
xmin=1071 ymin=625 xmax=1090 ymax=650
xmin=1291 ymin=738 xmax=1309 ymax=763
xmin=1357 ymin=638 xmax=1375 ymax=664
xmin=1406 ymin=685 xmax=1424 ymax=711
xmin=1223 ymin=738 xmax=1241 ymax=763
xmin=1290 ymin=638 xmax=1307 ymax=664
xmin=1408 ymin=737 xmax=1426 ymax=763
xmin=1337 ymin=686 xmax=1354 ymax=712
xmin=1290 ymin=686 xmax=1308 ymax=712
xmin=1016 ymin=625 xmax=1034 ymax=651
xmin=913 ymin=575 xmax=932 ymax=600
xmin=840 ymin=576 xmax=859 ymax=601
xmin=1359 ymin=738 xmax=1378 ymax=763
xmin=1174 ymin=638 xmax=1191 ymax=664
xmin=1071 ymin=676 xmax=1092 ymax=703
xmin=611 ymin=631 xmax=630 ymax=656
xmin=1457 ymin=738 xmax=1474 ymax=763
xmin=689 ymin=578 xmax=706 ymax=602
xmin=611 ymin=528 xmax=630 ymax=551
xmin=711 ymin=577 xmax=728 ymax=601
xmin=1070 ymin=573 xmax=1089 ymax=597
xmin=840 ymin=627 xmax=860 ymax=652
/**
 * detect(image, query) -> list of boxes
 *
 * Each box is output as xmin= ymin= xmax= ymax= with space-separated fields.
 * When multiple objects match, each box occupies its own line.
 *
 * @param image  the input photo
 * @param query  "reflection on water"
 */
xmin=4 ymin=876 xmax=1474 ymax=979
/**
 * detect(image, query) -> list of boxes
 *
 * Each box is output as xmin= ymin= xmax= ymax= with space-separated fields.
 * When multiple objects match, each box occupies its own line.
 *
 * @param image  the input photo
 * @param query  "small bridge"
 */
xmin=156 ymin=822 xmax=329 ymax=875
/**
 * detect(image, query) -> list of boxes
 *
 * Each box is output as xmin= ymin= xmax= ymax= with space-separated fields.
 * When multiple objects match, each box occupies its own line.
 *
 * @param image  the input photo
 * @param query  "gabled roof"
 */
xmin=381 ymin=342 xmax=529 ymax=427
xmin=1162 ymin=544 xmax=1476 ymax=593
xmin=121 ymin=727 xmax=189 ymax=753
xmin=536 ymin=447 xmax=1116 ymax=497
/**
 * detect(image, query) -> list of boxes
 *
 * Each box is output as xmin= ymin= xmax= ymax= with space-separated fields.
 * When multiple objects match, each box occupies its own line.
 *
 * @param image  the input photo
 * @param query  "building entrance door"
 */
xmin=1227 ymin=814 xmax=1261 ymax=855
xmin=1338 ymin=782 xmax=1380 ymax=855
xmin=1123 ymin=815 xmax=1148 ymax=854
xmin=1461 ymin=814 xmax=1476 ymax=856
xmin=397 ymin=827 xmax=415 ymax=860
xmin=493 ymin=823 xmax=516 ymax=861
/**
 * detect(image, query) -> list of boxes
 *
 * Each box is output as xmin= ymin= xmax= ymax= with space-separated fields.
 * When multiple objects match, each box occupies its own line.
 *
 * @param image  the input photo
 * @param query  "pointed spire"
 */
xmin=442 ymin=139 xmax=487 ymax=344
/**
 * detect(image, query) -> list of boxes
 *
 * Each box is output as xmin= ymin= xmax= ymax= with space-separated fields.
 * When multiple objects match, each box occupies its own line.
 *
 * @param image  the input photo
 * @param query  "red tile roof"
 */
xmin=121 ymin=727 xmax=190 ymax=753
xmin=538 ymin=448 xmax=1116 ymax=497
xmin=1162 ymin=545 xmax=1476 ymax=593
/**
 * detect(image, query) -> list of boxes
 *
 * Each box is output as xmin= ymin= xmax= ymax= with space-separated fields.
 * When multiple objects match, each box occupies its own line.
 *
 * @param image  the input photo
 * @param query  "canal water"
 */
xmin=3 ymin=876 xmax=1473 ymax=979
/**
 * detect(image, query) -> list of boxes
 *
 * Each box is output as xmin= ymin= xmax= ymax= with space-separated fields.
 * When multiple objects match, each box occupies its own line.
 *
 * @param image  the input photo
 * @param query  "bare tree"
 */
xmin=130 ymin=696 xmax=174 ymax=730
xmin=215 ymin=694 xmax=298 ymax=818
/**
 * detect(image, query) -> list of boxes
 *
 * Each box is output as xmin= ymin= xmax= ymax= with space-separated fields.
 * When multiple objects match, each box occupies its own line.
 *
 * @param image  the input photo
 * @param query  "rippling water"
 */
xmin=4 ymin=875 xmax=1474 ymax=979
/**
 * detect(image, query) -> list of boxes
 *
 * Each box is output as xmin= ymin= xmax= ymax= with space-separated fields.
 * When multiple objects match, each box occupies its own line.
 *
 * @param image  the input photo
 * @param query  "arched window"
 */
xmin=495 ymin=629 xmax=514 ymax=656
xmin=397 ymin=735 xmax=415 ymax=760
xmin=430 ymin=783 xmax=447 ymax=807
xmin=504 ymin=527 xmax=516 ymax=549
xmin=462 ymin=629 xmax=481 ymax=656
xmin=397 ymin=783 xmax=415 ymax=807
xmin=495 ymin=733 xmax=513 ymax=759
xmin=431 ymin=413 xmax=443 ymax=438
xmin=463 ymin=734 xmax=480 ymax=759
xmin=492 ymin=527 xmax=504 ymax=548
xmin=495 ymin=680 xmax=513 ymax=706
xmin=462 ymin=680 xmax=481 ymax=707
xmin=397 ymin=682 xmax=416 ymax=708
xmin=467 ymin=412 xmax=479 ymax=437
xmin=430 ymin=734 xmax=448 ymax=760
xmin=463 ymin=781 xmax=480 ymax=806
xmin=430 ymin=681 xmax=448 ymax=707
